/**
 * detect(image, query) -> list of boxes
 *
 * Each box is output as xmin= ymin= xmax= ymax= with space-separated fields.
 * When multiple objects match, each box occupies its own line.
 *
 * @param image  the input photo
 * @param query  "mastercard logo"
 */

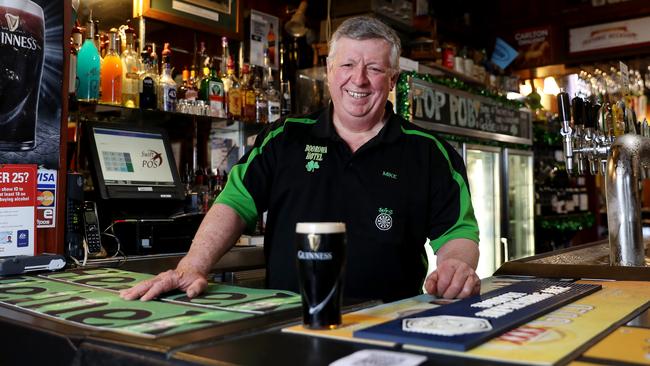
xmin=37 ymin=190 xmax=54 ymax=206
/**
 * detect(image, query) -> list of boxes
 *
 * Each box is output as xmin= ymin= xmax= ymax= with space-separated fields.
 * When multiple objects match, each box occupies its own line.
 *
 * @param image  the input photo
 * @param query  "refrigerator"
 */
xmin=463 ymin=145 xmax=535 ymax=278
xmin=405 ymin=75 xmax=534 ymax=279
xmin=465 ymin=144 xmax=502 ymax=278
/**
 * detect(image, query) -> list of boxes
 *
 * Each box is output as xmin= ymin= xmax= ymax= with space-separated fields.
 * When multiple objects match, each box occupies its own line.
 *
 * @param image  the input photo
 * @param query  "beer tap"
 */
xmin=597 ymin=101 xmax=614 ymax=174
xmin=557 ymin=91 xmax=574 ymax=174
xmin=584 ymin=101 xmax=600 ymax=175
xmin=624 ymin=101 xmax=638 ymax=135
xmin=572 ymin=97 xmax=587 ymax=175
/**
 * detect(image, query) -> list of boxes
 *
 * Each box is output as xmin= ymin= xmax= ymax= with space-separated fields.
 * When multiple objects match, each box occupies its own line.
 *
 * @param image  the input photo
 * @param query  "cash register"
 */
xmin=83 ymin=122 xmax=202 ymax=256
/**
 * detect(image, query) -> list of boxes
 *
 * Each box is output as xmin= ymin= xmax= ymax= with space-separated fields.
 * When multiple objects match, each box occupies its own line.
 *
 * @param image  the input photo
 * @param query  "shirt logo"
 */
xmin=5 ymin=13 xmax=19 ymax=32
xmin=382 ymin=171 xmax=398 ymax=180
xmin=306 ymin=160 xmax=320 ymax=172
xmin=304 ymin=144 xmax=327 ymax=173
xmin=375 ymin=207 xmax=393 ymax=231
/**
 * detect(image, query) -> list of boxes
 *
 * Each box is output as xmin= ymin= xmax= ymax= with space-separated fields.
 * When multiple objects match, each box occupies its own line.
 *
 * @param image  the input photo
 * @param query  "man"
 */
xmin=121 ymin=16 xmax=480 ymax=303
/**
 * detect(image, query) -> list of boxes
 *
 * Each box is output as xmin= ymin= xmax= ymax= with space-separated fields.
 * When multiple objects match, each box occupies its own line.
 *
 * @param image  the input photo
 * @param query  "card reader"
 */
xmin=0 ymin=254 xmax=66 ymax=276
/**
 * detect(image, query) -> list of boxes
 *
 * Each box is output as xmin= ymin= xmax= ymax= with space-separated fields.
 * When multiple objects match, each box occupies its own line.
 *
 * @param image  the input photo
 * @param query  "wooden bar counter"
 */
xmin=1 ymin=243 xmax=650 ymax=366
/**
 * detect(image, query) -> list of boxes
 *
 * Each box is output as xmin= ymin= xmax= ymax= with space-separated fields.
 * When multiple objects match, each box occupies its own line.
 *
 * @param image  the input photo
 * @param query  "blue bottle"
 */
xmin=77 ymin=20 xmax=100 ymax=101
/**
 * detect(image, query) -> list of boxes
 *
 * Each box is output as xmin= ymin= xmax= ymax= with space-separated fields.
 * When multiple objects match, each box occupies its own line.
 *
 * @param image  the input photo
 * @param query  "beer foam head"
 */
xmin=3 ymin=0 xmax=44 ymax=18
xmin=296 ymin=222 xmax=346 ymax=234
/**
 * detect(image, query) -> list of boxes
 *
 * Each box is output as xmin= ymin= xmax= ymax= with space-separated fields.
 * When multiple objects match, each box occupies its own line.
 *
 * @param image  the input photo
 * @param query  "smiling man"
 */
xmin=121 ymin=16 xmax=480 ymax=303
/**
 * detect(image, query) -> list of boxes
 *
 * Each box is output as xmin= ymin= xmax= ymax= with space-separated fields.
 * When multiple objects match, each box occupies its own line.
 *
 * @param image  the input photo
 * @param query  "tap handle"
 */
xmin=557 ymin=92 xmax=572 ymax=132
xmin=584 ymin=100 xmax=595 ymax=129
xmin=589 ymin=102 xmax=600 ymax=130
xmin=572 ymin=97 xmax=585 ymax=127
xmin=597 ymin=103 xmax=608 ymax=133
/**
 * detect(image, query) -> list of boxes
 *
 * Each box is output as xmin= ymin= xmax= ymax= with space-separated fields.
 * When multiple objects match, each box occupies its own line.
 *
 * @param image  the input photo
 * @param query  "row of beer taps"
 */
xmin=556 ymin=90 xmax=650 ymax=266
xmin=557 ymin=91 xmax=647 ymax=176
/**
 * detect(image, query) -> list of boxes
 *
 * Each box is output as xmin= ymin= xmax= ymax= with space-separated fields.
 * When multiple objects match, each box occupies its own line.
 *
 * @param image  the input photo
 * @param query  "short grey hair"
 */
xmin=328 ymin=16 xmax=401 ymax=72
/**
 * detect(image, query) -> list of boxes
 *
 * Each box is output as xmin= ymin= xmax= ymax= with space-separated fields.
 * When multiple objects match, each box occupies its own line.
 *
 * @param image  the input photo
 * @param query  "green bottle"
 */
xmin=200 ymin=59 xmax=225 ymax=118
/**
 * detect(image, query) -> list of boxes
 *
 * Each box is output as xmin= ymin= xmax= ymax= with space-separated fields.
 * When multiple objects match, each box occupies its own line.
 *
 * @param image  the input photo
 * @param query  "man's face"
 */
xmin=327 ymin=37 xmax=396 ymax=125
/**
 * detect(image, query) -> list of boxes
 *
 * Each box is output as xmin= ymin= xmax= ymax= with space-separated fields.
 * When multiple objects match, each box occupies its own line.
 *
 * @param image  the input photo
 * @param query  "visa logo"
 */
xmin=37 ymin=171 xmax=55 ymax=183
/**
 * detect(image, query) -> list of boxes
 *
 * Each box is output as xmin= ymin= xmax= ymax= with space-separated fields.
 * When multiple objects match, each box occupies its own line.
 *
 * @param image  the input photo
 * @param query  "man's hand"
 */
xmin=120 ymin=204 xmax=246 ymax=301
xmin=424 ymin=258 xmax=480 ymax=299
xmin=424 ymin=238 xmax=480 ymax=299
xmin=119 ymin=268 xmax=208 ymax=301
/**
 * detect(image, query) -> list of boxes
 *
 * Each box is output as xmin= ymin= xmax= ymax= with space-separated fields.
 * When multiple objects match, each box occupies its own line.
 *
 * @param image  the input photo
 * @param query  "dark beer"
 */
xmin=0 ymin=0 xmax=44 ymax=151
xmin=295 ymin=222 xmax=346 ymax=329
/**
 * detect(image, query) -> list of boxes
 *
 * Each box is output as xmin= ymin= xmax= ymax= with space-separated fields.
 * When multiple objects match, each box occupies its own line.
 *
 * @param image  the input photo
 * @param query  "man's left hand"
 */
xmin=424 ymin=238 xmax=480 ymax=299
xmin=424 ymin=258 xmax=480 ymax=299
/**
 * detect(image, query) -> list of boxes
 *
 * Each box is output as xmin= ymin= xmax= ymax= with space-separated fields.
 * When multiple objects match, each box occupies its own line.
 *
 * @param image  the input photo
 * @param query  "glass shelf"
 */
xmin=74 ymin=101 xmax=267 ymax=134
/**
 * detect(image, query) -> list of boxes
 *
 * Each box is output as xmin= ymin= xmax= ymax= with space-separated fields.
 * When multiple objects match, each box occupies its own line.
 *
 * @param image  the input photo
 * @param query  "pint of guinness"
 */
xmin=0 ymin=0 xmax=44 ymax=151
xmin=295 ymin=222 xmax=346 ymax=329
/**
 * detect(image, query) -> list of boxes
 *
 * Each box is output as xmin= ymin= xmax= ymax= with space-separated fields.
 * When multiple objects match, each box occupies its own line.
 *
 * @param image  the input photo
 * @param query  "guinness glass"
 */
xmin=295 ymin=222 xmax=346 ymax=329
xmin=0 ymin=0 xmax=44 ymax=151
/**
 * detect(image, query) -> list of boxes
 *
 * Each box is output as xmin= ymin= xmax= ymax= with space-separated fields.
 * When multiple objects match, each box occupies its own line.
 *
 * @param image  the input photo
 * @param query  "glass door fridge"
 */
xmin=464 ymin=144 xmax=502 ymax=278
xmin=503 ymin=148 xmax=535 ymax=261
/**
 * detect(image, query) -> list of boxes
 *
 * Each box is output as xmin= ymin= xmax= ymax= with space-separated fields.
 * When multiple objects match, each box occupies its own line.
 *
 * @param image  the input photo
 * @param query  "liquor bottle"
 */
xmin=265 ymin=51 xmax=281 ymax=123
xmin=179 ymin=66 xmax=200 ymax=102
xmin=254 ymin=69 xmax=268 ymax=124
xmin=93 ymin=19 xmax=101 ymax=56
xmin=220 ymin=37 xmax=229 ymax=80
xmin=225 ymin=57 xmax=242 ymax=120
xmin=161 ymin=42 xmax=172 ymax=64
xmin=158 ymin=61 xmax=177 ymax=112
xmin=279 ymin=43 xmax=292 ymax=116
xmin=241 ymin=64 xmax=256 ymax=123
xmin=69 ymin=22 xmax=83 ymax=101
xmin=100 ymin=30 xmax=122 ymax=104
xmin=121 ymin=22 xmax=140 ymax=108
xmin=99 ymin=26 xmax=109 ymax=59
xmin=186 ymin=68 xmax=199 ymax=101
xmin=266 ymin=24 xmax=276 ymax=68
xmin=150 ymin=42 xmax=159 ymax=75
xmin=200 ymin=59 xmax=226 ymax=117
xmin=139 ymin=54 xmax=158 ymax=109
xmin=77 ymin=19 xmax=101 ymax=102
xmin=178 ymin=66 xmax=190 ymax=100
xmin=198 ymin=41 xmax=210 ymax=78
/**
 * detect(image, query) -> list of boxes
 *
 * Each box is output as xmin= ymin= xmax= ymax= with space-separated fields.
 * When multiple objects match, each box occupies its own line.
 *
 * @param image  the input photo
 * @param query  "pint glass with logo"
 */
xmin=295 ymin=222 xmax=346 ymax=329
xmin=0 ymin=0 xmax=44 ymax=151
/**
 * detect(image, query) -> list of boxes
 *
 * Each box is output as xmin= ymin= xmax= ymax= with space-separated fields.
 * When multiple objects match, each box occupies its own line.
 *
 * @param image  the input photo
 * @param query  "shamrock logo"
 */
xmin=305 ymin=160 xmax=320 ymax=172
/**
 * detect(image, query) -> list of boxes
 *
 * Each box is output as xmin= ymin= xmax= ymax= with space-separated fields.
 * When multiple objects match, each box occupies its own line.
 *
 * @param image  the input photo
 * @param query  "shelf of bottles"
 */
xmin=533 ymin=118 xmax=595 ymax=253
xmin=69 ymin=16 xmax=296 ymax=218
xmin=71 ymin=18 xmax=289 ymax=123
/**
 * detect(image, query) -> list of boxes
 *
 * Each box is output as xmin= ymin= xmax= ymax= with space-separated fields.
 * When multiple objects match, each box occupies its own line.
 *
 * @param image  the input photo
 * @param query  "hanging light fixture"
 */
xmin=285 ymin=1 xmax=308 ymax=38
xmin=519 ymin=80 xmax=532 ymax=96
xmin=543 ymin=76 xmax=561 ymax=95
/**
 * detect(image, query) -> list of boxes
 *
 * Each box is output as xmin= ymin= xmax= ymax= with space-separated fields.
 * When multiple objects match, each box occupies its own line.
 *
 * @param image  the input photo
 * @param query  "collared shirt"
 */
xmin=216 ymin=102 xmax=479 ymax=301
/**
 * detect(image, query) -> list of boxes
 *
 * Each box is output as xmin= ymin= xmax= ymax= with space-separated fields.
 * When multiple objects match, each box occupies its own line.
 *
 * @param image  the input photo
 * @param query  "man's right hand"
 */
xmin=119 ymin=268 xmax=208 ymax=301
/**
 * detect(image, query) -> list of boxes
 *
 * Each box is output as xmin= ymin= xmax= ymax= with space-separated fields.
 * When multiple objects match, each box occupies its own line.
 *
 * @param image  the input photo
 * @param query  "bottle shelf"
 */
xmin=74 ymin=101 xmax=268 ymax=133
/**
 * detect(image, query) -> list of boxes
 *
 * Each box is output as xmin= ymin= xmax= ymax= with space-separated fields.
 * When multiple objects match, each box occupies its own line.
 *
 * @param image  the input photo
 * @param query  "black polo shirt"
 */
xmin=215 ymin=102 xmax=479 ymax=301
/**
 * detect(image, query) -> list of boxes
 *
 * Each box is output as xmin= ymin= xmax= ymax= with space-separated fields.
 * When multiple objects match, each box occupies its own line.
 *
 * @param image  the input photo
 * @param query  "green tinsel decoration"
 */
xmin=396 ymin=71 xmax=524 ymax=122
xmin=538 ymin=212 xmax=596 ymax=232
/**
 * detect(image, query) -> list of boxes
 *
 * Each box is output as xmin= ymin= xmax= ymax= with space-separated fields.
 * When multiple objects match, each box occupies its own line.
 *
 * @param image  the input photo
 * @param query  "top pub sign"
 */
xmin=407 ymin=77 xmax=532 ymax=145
